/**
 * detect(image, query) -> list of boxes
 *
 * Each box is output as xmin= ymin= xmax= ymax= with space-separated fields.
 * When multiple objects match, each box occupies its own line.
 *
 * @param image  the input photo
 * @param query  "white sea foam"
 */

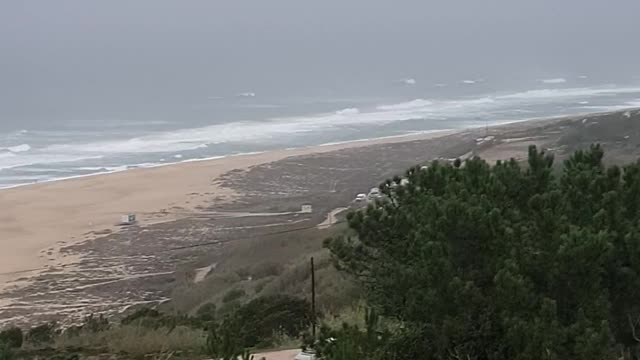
xmin=30 ymin=99 xmax=469 ymax=159
xmin=377 ymin=99 xmax=433 ymax=111
xmin=462 ymin=80 xmax=476 ymax=84
xmin=40 ymin=86 xmax=640 ymax=161
xmin=0 ymin=166 xmax=131 ymax=189
xmin=46 ymin=137 xmax=210 ymax=154
xmin=0 ymin=151 xmax=273 ymax=189
xmin=0 ymin=154 xmax=103 ymax=171
xmin=540 ymin=78 xmax=567 ymax=84
xmin=0 ymin=174 xmax=53 ymax=182
xmin=1 ymin=144 xmax=31 ymax=153
xmin=579 ymin=105 xmax=631 ymax=111
xmin=401 ymin=78 xmax=417 ymax=85
xmin=497 ymin=86 xmax=640 ymax=101
xmin=336 ymin=108 xmax=360 ymax=115
xmin=577 ymin=75 xmax=588 ymax=79
xmin=74 ymin=166 xmax=129 ymax=172
xmin=237 ymin=92 xmax=256 ymax=97
xmin=13 ymin=167 xmax=74 ymax=173
xmin=4 ymin=84 xmax=640 ymax=180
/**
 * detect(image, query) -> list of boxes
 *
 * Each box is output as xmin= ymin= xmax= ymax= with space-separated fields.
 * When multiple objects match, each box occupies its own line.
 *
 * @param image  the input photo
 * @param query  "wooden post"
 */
xmin=311 ymin=256 xmax=316 ymax=339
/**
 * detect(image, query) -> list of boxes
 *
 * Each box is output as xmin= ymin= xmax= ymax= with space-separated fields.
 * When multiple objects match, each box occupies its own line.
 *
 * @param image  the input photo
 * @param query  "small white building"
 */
xmin=120 ymin=214 xmax=136 ymax=225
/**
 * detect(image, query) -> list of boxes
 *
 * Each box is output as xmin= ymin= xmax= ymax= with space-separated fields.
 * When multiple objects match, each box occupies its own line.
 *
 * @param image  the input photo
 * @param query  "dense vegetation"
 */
xmin=3 ymin=145 xmax=640 ymax=360
xmin=0 ymin=295 xmax=311 ymax=359
xmin=325 ymin=145 xmax=640 ymax=359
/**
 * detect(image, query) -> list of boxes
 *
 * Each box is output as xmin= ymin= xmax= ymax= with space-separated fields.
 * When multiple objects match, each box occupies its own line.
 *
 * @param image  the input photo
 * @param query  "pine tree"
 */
xmin=327 ymin=145 xmax=640 ymax=359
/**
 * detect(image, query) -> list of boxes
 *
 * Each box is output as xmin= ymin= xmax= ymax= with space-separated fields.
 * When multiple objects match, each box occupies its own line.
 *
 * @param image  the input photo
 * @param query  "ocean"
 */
xmin=1 ymin=76 xmax=640 ymax=189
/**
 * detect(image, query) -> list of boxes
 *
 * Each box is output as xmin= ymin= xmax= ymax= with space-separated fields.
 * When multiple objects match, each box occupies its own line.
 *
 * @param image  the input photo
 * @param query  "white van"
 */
xmin=354 ymin=193 xmax=367 ymax=202
xmin=368 ymin=187 xmax=381 ymax=199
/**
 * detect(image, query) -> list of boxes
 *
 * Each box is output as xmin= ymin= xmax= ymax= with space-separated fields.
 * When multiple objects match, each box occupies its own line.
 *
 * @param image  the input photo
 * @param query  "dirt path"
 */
xmin=253 ymin=349 xmax=300 ymax=360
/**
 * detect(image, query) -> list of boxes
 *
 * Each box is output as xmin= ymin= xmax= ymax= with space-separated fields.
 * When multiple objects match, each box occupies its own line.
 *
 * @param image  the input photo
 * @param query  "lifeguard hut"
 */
xmin=120 ymin=214 xmax=137 ymax=225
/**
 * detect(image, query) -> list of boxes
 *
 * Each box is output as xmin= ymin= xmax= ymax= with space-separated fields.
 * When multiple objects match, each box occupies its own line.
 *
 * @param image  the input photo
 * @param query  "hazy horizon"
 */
xmin=2 ymin=0 xmax=639 ymax=126
xmin=1 ymin=0 xmax=639 ymax=187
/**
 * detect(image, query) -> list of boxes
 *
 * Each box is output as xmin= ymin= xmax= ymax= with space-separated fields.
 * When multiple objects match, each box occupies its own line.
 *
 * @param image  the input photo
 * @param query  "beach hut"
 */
xmin=120 ymin=214 xmax=137 ymax=225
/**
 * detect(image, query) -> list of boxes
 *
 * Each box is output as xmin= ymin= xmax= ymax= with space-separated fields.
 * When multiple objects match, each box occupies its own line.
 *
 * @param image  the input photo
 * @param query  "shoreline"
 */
xmin=0 ymin=108 xmax=634 ymax=291
xmin=0 ymin=130 xmax=459 ymax=192
xmin=0 ymin=128 xmax=458 ymax=289
xmin=2 ymin=107 xmax=631 ymax=192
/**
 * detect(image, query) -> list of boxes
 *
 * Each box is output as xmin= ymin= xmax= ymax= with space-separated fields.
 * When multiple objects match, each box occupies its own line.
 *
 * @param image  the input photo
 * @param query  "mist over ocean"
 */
xmin=1 ymin=1 xmax=639 ymax=188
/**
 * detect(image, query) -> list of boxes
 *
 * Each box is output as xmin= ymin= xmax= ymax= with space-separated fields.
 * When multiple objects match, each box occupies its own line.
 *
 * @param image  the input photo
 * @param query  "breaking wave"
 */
xmin=540 ymin=78 xmax=567 ymax=84
xmin=19 ymin=86 xmax=640 ymax=160
xmin=377 ymin=99 xmax=433 ymax=111
xmin=3 ymin=83 xmax=640 ymax=188
xmin=336 ymin=108 xmax=360 ymax=115
xmin=0 ymin=144 xmax=31 ymax=153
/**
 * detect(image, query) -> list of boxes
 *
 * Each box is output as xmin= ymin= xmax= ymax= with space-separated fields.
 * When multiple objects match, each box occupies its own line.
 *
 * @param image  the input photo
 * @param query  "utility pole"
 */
xmin=311 ymin=256 xmax=316 ymax=339
xmin=485 ymin=118 xmax=489 ymax=138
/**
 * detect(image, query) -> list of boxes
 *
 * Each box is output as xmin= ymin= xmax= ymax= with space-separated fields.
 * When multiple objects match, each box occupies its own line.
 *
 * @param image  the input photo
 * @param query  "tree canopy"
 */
xmin=326 ymin=145 xmax=640 ymax=359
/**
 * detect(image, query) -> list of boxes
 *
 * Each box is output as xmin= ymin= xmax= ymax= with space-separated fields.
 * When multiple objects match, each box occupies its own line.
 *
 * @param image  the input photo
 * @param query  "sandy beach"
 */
xmin=2 ymin=109 xmax=639 ymax=326
xmin=0 ymin=130 xmax=454 ymax=289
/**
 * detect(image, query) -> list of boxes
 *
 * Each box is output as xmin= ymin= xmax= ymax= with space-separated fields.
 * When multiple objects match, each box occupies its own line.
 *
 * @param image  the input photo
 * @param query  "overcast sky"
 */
xmin=1 ymin=0 xmax=639 ymax=123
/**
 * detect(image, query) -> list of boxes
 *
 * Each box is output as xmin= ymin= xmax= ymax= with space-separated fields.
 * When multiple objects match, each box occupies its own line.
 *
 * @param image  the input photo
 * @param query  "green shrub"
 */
xmin=0 ymin=327 xmax=23 ymax=349
xmin=195 ymin=303 xmax=217 ymax=328
xmin=229 ymin=294 xmax=312 ymax=348
xmin=80 ymin=314 xmax=109 ymax=333
xmin=0 ymin=342 xmax=13 ymax=360
xmin=56 ymin=324 xmax=205 ymax=356
xmin=305 ymin=308 xmax=390 ymax=360
xmin=253 ymin=279 xmax=269 ymax=294
xmin=250 ymin=262 xmax=285 ymax=279
xmin=216 ymin=300 xmax=241 ymax=318
xmin=108 ymin=325 xmax=205 ymax=355
xmin=120 ymin=307 xmax=203 ymax=332
xmin=26 ymin=322 xmax=57 ymax=346
xmin=205 ymin=320 xmax=243 ymax=360
xmin=258 ymin=252 xmax=359 ymax=315
xmin=62 ymin=314 xmax=111 ymax=341
xmin=222 ymin=288 xmax=246 ymax=304
xmin=120 ymin=307 xmax=161 ymax=325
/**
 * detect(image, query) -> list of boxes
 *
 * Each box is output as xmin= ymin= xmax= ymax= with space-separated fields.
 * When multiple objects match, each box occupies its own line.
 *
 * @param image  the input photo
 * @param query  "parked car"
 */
xmin=354 ymin=193 xmax=367 ymax=202
xmin=368 ymin=187 xmax=381 ymax=200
